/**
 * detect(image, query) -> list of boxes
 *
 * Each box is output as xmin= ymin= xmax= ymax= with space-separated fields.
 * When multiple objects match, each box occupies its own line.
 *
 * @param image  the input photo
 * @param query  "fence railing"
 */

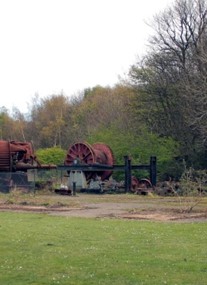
xmin=0 ymin=156 xmax=157 ymax=193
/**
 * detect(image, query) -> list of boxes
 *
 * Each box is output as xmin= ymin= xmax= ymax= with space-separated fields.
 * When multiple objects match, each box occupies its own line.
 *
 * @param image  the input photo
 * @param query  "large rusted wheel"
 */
xmin=64 ymin=142 xmax=96 ymax=165
xmin=64 ymin=142 xmax=115 ymax=181
xmin=139 ymin=178 xmax=152 ymax=189
xmin=92 ymin=143 xmax=115 ymax=180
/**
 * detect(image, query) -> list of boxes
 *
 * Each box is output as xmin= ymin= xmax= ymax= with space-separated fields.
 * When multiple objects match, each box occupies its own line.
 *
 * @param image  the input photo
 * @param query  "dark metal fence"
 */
xmin=58 ymin=156 xmax=157 ymax=192
xmin=0 ymin=169 xmax=62 ymax=193
xmin=0 ymin=156 xmax=157 ymax=193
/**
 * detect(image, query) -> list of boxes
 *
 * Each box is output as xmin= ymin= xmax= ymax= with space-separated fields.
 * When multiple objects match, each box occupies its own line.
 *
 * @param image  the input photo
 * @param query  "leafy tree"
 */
xmin=0 ymin=107 xmax=11 ymax=139
xmin=70 ymin=84 xmax=138 ymax=141
xmin=11 ymin=107 xmax=28 ymax=141
xmin=0 ymin=107 xmax=25 ymax=141
xmin=29 ymin=94 xmax=72 ymax=149
xmin=88 ymin=126 xmax=179 ymax=180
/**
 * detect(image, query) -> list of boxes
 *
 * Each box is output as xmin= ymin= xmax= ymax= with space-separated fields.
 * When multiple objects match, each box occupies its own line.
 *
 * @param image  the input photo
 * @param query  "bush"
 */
xmin=36 ymin=147 xmax=66 ymax=165
xmin=180 ymin=168 xmax=207 ymax=196
xmin=88 ymin=127 xmax=180 ymax=181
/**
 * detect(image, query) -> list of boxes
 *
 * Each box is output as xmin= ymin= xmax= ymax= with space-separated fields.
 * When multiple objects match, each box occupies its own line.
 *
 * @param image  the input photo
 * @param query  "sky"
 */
xmin=0 ymin=0 xmax=174 ymax=114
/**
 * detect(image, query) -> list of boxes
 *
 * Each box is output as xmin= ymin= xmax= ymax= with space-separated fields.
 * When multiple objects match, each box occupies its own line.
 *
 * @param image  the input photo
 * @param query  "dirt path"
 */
xmin=1 ymin=201 xmax=206 ymax=222
xmin=0 ymin=193 xmax=207 ymax=222
xmin=49 ymin=202 xmax=207 ymax=222
xmin=51 ymin=202 xmax=137 ymax=218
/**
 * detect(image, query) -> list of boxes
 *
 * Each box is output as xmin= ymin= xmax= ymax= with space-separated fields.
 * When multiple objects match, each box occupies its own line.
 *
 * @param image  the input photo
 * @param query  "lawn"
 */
xmin=0 ymin=212 xmax=207 ymax=284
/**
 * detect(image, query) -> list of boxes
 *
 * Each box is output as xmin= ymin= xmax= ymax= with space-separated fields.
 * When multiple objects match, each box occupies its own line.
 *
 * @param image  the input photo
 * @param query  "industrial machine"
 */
xmin=64 ymin=141 xmax=115 ymax=180
xmin=0 ymin=139 xmax=156 ymax=194
xmin=0 ymin=140 xmax=56 ymax=191
xmin=60 ymin=141 xmax=155 ymax=194
xmin=0 ymin=140 xmax=56 ymax=172
xmin=62 ymin=141 xmax=115 ymax=193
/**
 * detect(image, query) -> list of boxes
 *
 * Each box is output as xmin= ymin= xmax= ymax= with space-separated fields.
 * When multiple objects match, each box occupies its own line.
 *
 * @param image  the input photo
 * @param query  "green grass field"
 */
xmin=0 ymin=212 xmax=207 ymax=285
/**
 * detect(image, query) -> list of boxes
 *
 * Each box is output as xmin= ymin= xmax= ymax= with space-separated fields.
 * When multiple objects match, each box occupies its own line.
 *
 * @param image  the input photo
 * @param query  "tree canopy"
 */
xmin=1 ymin=0 xmax=207 ymax=180
xmin=129 ymin=0 xmax=207 ymax=169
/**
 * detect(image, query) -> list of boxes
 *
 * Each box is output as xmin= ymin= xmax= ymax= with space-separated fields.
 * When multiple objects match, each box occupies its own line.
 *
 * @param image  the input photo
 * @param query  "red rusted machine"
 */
xmin=0 ymin=140 xmax=57 ymax=191
xmin=62 ymin=142 xmax=156 ymax=194
xmin=64 ymin=142 xmax=115 ymax=181
xmin=0 ymin=140 xmax=56 ymax=172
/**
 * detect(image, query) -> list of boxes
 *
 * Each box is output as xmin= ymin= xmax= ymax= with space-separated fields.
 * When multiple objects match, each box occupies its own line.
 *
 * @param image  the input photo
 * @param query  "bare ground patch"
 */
xmin=0 ymin=193 xmax=207 ymax=222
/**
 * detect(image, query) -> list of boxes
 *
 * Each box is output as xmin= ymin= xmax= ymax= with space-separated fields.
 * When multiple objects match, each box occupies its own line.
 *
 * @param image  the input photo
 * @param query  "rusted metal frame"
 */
xmin=58 ymin=156 xmax=157 ymax=192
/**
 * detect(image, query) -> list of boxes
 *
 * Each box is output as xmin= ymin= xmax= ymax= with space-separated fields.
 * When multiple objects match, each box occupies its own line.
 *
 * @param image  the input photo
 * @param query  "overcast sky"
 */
xmin=0 ymin=0 xmax=174 ymax=113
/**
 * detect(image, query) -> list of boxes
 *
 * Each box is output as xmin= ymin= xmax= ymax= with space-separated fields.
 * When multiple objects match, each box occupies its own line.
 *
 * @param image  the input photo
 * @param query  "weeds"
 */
xmin=174 ymin=167 xmax=207 ymax=213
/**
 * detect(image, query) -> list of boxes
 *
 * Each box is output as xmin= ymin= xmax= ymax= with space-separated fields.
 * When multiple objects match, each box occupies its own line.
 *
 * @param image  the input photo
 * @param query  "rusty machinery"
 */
xmin=61 ymin=141 xmax=156 ymax=193
xmin=0 ymin=140 xmax=55 ymax=172
xmin=64 ymin=142 xmax=115 ymax=181
xmin=0 ymin=140 xmax=56 ymax=190
xmin=0 ymin=140 xmax=156 ymax=193
xmin=62 ymin=141 xmax=116 ymax=193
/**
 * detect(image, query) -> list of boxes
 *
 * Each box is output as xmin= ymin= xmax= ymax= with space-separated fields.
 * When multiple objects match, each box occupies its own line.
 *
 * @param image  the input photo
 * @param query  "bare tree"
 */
xmin=129 ymin=0 xmax=207 ymax=166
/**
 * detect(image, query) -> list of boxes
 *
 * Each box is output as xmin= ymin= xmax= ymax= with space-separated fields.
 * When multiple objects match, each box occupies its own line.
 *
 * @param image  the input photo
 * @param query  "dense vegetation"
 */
xmin=1 ymin=0 xmax=207 ymax=181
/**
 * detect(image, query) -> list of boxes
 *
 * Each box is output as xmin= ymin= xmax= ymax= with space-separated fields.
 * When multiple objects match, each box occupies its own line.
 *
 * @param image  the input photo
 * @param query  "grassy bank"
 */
xmin=0 ymin=212 xmax=207 ymax=284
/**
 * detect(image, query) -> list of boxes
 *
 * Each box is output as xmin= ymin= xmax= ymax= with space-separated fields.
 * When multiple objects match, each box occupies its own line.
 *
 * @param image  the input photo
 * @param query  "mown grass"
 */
xmin=0 ymin=212 xmax=207 ymax=284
